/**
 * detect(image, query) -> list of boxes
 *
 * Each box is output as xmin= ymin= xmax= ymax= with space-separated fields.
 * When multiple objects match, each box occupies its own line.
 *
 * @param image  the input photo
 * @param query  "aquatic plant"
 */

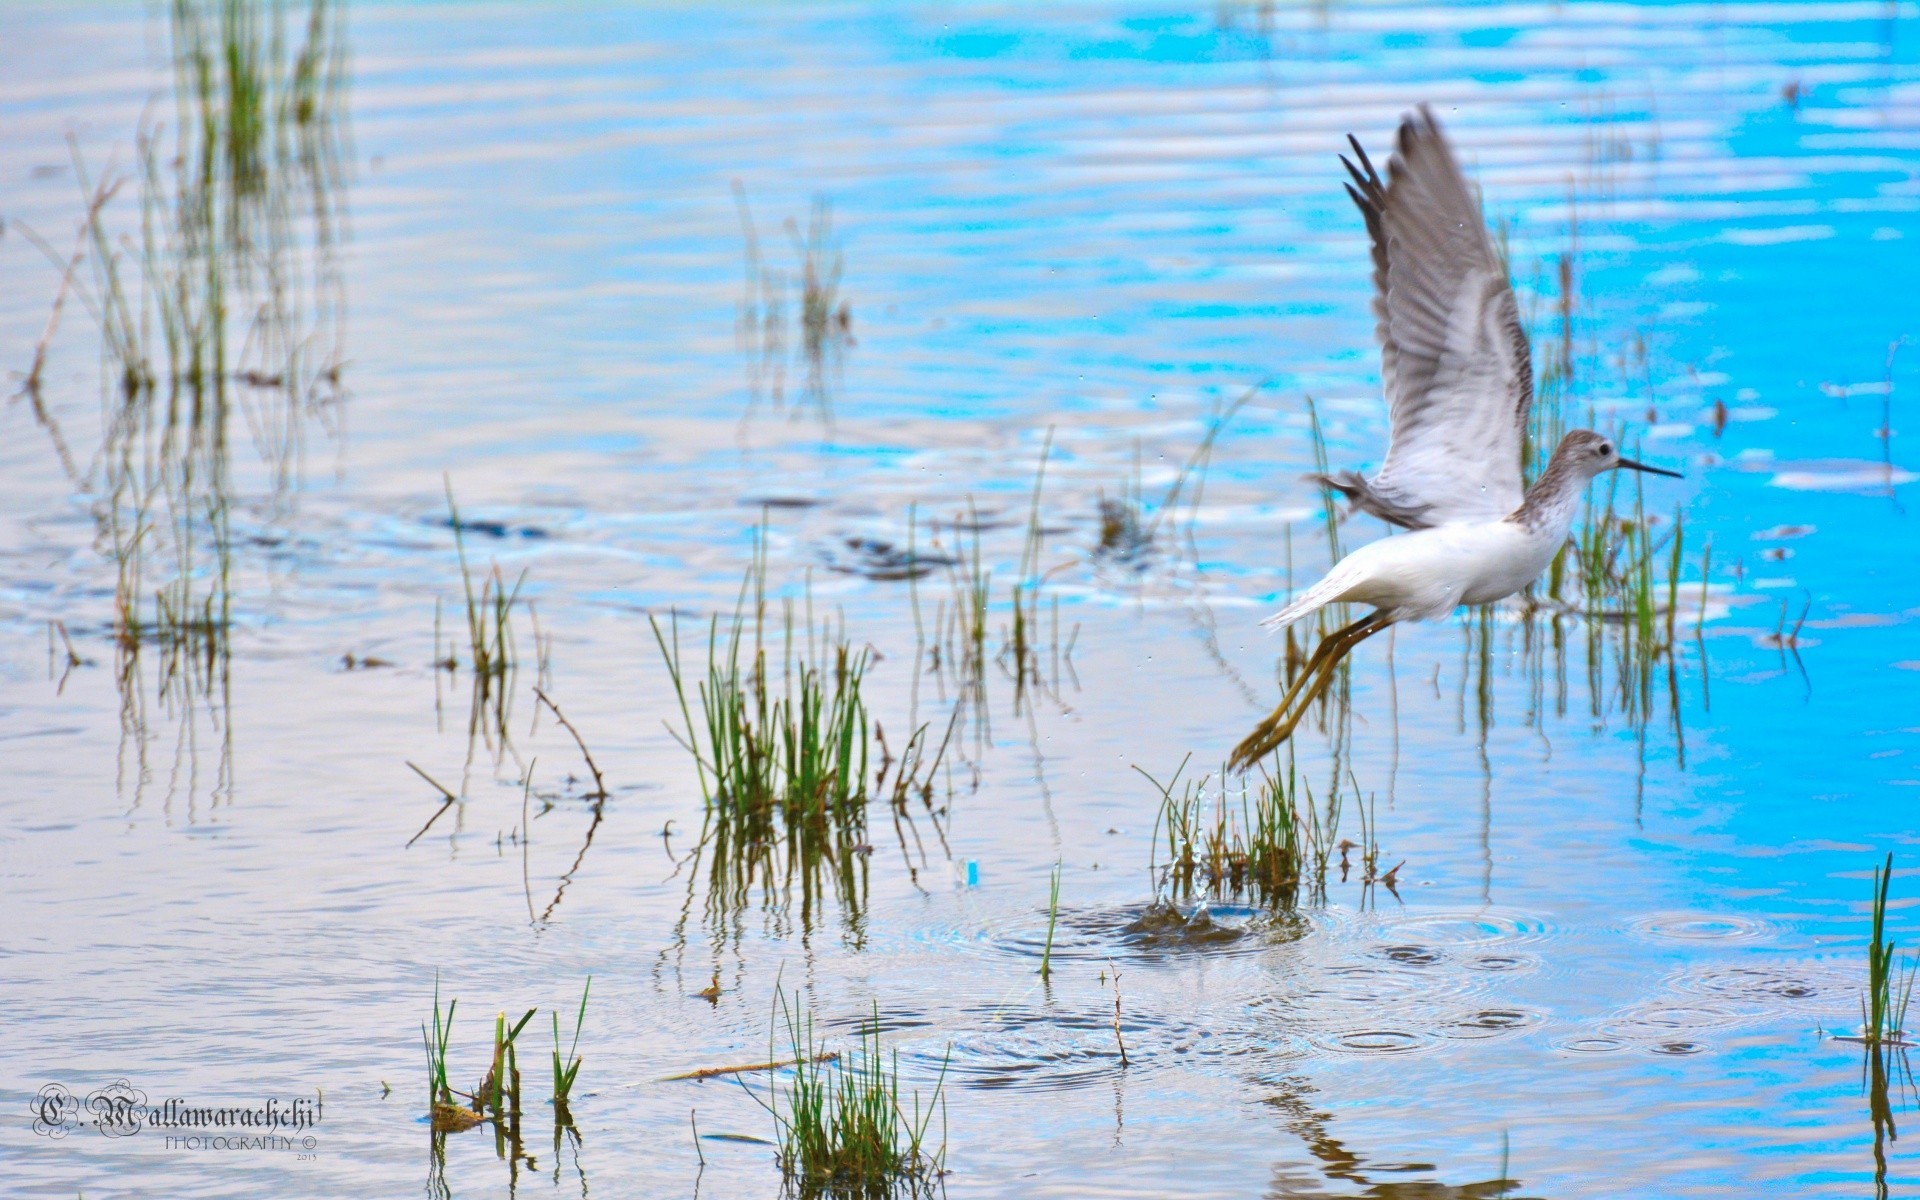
xmin=1039 ymin=862 xmax=1062 ymax=981
xmin=423 ymin=975 xmax=457 ymax=1112
xmin=551 ymin=977 xmax=591 ymax=1116
xmin=1142 ymin=755 xmax=1341 ymax=909
xmin=444 ymin=481 xmax=528 ymax=680
xmin=478 ymin=1007 xmax=537 ymax=1125
xmin=751 ymin=987 xmax=948 ymax=1198
xmin=652 ymin=563 xmax=870 ymax=838
xmin=1862 ymin=854 xmax=1918 ymax=1046
xmin=652 ymin=535 xmax=954 ymax=938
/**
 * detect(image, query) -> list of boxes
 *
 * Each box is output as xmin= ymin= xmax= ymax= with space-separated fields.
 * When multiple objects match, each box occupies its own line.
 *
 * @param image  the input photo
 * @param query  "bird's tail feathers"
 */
xmin=1259 ymin=569 xmax=1357 ymax=633
xmin=1308 ymin=470 xmax=1433 ymax=530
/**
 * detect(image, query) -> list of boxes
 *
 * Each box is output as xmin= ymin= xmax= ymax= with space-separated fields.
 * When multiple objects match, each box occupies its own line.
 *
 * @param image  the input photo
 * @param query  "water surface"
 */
xmin=2 ymin=1 xmax=1919 ymax=1196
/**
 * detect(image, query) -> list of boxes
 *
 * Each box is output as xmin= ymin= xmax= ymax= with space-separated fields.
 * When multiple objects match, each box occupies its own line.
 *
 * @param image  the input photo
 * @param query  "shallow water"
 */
xmin=3 ymin=1 xmax=1919 ymax=1196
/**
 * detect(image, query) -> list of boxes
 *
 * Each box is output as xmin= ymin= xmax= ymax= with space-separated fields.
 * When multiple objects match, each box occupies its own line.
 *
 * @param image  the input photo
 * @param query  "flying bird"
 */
xmin=1227 ymin=106 xmax=1679 ymax=771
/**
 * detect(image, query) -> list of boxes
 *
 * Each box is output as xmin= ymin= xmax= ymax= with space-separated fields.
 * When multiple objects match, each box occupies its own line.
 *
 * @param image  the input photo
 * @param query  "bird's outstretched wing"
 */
xmin=1322 ymin=106 xmax=1533 ymax=529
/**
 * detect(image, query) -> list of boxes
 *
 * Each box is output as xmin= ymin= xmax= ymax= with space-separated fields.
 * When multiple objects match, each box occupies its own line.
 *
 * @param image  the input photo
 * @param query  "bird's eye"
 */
xmin=1598 ymin=442 xmax=1613 ymax=456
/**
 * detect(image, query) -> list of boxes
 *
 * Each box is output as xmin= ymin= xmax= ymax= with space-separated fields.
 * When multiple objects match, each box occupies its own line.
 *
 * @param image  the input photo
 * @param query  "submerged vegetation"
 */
xmin=749 ymin=986 xmax=948 ymax=1199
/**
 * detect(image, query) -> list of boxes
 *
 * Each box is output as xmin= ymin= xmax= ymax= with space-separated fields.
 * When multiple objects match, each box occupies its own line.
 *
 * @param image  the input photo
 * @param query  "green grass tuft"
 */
xmin=752 ymin=986 xmax=948 ymax=1198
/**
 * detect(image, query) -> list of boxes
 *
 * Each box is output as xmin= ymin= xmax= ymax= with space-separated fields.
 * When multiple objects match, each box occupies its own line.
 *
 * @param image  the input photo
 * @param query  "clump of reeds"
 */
xmin=652 ymin=564 xmax=869 ymax=843
xmin=751 ymin=988 xmax=948 ymax=1198
xmin=421 ymin=977 xmax=593 ymax=1141
xmin=1141 ymin=755 xmax=1341 ymax=908
xmin=653 ymin=536 xmax=952 ymax=930
xmin=551 ymin=977 xmax=591 ymax=1119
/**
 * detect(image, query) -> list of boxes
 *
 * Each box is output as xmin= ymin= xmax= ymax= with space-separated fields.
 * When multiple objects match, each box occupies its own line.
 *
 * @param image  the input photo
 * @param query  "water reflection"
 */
xmin=21 ymin=0 xmax=348 ymax=815
xmin=734 ymin=188 xmax=851 ymax=424
xmin=1265 ymin=1079 xmax=1534 ymax=1198
xmin=1865 ymin=1040 xmax=1914 ymax=1200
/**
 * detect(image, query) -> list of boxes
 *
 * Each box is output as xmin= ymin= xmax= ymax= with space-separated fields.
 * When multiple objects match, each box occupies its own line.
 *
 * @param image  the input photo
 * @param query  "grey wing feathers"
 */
xmin=1329 ymin=106 xmax=1533 ymax=528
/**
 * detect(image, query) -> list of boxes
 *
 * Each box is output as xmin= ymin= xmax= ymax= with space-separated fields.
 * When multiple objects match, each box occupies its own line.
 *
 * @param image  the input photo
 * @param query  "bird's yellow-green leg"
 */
xmin=1230 ymin=618 xmax=1361 ymax=758
xmin=1229 ymin=612 xmax=1391 ymax=771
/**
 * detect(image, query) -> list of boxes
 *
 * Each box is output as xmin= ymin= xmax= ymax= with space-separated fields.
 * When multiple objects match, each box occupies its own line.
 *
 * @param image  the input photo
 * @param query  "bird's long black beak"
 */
xmin=1618 ymin=456 xmax=1682 ymax=479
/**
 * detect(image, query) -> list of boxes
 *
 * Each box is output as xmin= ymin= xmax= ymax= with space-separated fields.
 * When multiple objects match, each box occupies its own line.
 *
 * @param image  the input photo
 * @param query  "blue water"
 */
xmin=1 ymin=1 xmax=1918 ymax=1196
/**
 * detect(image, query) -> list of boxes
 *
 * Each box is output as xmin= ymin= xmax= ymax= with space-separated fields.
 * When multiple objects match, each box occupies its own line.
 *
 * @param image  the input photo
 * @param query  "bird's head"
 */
xmin=1554 ymin=429 xmax=1682 ymax=481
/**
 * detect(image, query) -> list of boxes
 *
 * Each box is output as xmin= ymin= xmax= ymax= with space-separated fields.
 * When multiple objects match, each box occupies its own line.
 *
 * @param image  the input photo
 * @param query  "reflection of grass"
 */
xmin=752 ymin=986 xmax=948 ymax=1199
xmin=21 ymin=0 xmax=347 ymax=808
xmin=733 ymin=188 xmax=851 ymax=419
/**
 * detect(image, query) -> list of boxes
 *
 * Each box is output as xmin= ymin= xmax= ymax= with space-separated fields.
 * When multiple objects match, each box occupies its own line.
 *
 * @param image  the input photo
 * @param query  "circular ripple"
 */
xmin=1441 ymin=1008 xmax=1544 ymax=1041
xmin=986 ymin=902 xmax=1278 ymax=964
xmin=931 ymin=1004 xmax=1203 ymax=1092
xmin=1557 ymin=1036 xmax=1629 ymax=1054
xmin=1600 ymin=1002 xmax=1753 ymax=1036
xmin=1376 ymin=944 xmax=1444 ymax=967
xmin=1382 ymin=907 xmax=1555 ymax=948
xmin=1650 ymin=1040 xmax=1708 ymax=1056
xmin=1668 ymin=963 xmax=1857 ymax=1015
xmin=1316 ymin=1029 xmax=1432 ymax=1055
xmin=1623 ymin=912 xmax=1777 ymax=944
xmin=1464 ymin=953 xmax=1539 ymax=974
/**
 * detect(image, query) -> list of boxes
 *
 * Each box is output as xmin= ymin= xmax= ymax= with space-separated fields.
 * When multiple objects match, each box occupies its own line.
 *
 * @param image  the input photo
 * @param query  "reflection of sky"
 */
xmin=0 ymin=2 xmax=1917 ymax=1197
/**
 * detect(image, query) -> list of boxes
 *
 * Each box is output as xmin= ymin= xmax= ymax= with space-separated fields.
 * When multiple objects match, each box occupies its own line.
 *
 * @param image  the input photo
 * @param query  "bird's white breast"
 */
xmin=1331 ymin=519 xmax=1559 ymax=621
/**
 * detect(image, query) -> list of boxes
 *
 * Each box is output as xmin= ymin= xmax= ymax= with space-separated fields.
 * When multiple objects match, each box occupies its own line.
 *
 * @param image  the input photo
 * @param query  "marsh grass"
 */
xmin=1857 ymin=855 xmax=1919 ymax=1047
xmin=551 ymin=977 xmax=591 ymax=1118
xmin=918 ymin=438 xmax=1080 ymax=731
xmin=423 ymin=976 xmax=458 ymax=1113
xmin=422 ymin=976 xmax=590 ymax=1155
xmin=1039 ymin=862 xmax=1062 ymax=981
xmin=751 ymin=987 xmax=948 ymax=1198
xmin=445 ymin=483 xmax=527 ymax=674
xmin=1142 ymin=754 xmax=1341 ymax=908
xmin=479 ymin=1007 xmax=537 ymax=1128
xmin=654 ymin=536 xmax=954 ymax=940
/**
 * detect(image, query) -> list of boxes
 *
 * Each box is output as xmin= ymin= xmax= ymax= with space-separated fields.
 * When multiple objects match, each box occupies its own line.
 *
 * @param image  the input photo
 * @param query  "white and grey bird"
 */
xmin=1228 ymin=106 xmax=1679 ymax=771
